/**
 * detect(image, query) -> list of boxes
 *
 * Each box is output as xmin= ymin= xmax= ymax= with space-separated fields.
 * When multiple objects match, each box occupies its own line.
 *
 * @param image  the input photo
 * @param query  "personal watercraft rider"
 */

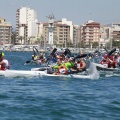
xmin=52 ymin=57 xmax=75 ymax=74
xmin=100 ymin=54 xmax=109 ymax=68
xmin=0 ymin=52 xmax=10 ymax=70
xmin=114 ymin=52 xmax=120 ymax=66
xmin=49 ymin=57 xmax=78 ymax=75
xmin=77 ymin=58 xmax=87 ymax=72
xmin=47 ymin=58 xmax=63 ymax=74
xmin=32 ymin=49 xmax=39 ymax=61
xmin=100 ymin=54 xmax=116 ymax=68
xmin=36 ymin=53 xmax=46 ymax=64
xmin=32 ymin=54 xmax=39 ymax=61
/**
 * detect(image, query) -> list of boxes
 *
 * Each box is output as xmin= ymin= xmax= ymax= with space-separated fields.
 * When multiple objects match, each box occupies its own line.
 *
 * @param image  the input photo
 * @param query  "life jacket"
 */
xmin=110 ymin=62 xmax=116 ymax=68
xmin=58 ymin=65 xmax=68 ymax=74
xmin=0 ymin=59 xmax=10 ymax=70
xmin=108 ymin=56 xmax=117 ymax=68
xmin=34 ymin=55 xmax=39 ymax=60
xmin=77 ymin=61 xmax=83 ymax=68
xmin=100 ymin=60 xmax=109 ymax=68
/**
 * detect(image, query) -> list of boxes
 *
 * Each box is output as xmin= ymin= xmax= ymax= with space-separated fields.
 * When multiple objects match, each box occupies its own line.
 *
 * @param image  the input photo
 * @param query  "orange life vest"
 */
xmin=58 ymin=65 xmax=68 ymax=74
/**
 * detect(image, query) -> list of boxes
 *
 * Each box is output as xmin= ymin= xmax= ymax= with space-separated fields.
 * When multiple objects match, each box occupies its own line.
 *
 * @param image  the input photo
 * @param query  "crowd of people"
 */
xmin=100 ymin=52 xmax=120 ymax=68
xmin=46 ymin=51 xmax=87 ymax=75
xmin=0 ymin=48 xmax=120 ymax=75
xmin=27 ymin=48 xmax=88 ymax=75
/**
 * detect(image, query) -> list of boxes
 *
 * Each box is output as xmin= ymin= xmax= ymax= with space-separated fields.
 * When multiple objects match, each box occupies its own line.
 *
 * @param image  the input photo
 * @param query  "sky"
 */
xmin=0 ymin=0 xmax=120 ymax=28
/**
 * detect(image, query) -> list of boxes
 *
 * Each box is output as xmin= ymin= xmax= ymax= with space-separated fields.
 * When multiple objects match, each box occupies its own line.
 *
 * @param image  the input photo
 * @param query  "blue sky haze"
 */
xmin=0 ymin=0 xmax=120 ymax=27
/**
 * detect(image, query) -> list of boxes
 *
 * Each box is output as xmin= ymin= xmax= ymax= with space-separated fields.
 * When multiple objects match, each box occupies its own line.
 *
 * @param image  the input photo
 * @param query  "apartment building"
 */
xmin=111 ymin=23 xmax=120 ymax=41
xmin=0 ymin=18 xmax=12 ymax=45
xmin=37 ymin=19 xmax=73 ymax=47
xmin=73 ymin=25 xmax=80 ymax=48
xmin=99 ymin=25 xmax=111 ymax=46
xmin=80 ymin=20 xmax=100 ymax=46
xmin=100 ymin=25 xmax=111 ymax=40
xmin=57 ymin=18 xmax=73 ymax=43
xmin=41 ymin=22 xmax=70 ymax=47
xmin=16 ymin=6 xmax=38 ymax=45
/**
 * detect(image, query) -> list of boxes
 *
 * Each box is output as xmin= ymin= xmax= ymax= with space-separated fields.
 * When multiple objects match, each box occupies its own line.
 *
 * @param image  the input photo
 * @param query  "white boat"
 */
xmin=31 ymin=67 xmax=48 ymax=71
xmin=0 ymin=69 xmax=98 ymax=79
xmin=0 ymin=62 xmax=99 ymax=79
xmin=0 ymin=70 xmax=5 ymax=76
xmin=93 ymin=62 xmax=119 ymax=71
xmin=37 ymin=70 xmax=96 ymax=79
xmin=3 ymin=70 xmax=40 ymax=78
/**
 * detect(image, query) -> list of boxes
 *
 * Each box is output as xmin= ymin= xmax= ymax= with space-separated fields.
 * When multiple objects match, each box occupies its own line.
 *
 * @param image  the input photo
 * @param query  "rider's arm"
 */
xmin=0 ymin=61 xmax=4 ymax=65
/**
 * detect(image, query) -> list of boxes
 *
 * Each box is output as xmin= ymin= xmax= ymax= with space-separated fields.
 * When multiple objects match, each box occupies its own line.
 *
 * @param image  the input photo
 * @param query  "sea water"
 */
xmin=0 ymin=52 xmax=120 ymax=120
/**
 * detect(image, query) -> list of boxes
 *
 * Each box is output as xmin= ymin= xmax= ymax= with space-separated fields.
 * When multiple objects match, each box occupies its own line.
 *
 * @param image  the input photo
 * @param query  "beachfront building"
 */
xmin=80 ymin=20 xmax=100 ymax=48
xmin=100 ymin=26 xmax=111 ymax=40
xmin=16 ymin=6 xmax=38 ymax=45
xmin=0 ymin=18 xmax=12 ymax=45
xmin=57 ymin=18 xmax=74 ymax=44
xmin=73 ymin=25 xmax=80 ymax=48
xmin=109 ymin=22 xmax=120 ymax=48
xmin=100 ymin=25 xmax=111 ymax=47
xmin=37 ymin=18 xmax=73 ymax=47
xmin=36 ymin=22 xmax=45 ymax=48
xmin=110 ymin=23 xmax=120 ymax=41
xmin=42 ymin=22 xmax=70 ymax=48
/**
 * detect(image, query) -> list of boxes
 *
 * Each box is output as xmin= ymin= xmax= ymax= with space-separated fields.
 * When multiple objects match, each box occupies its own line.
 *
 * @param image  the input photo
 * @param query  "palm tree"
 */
xmin=11 ymin=31 xmax=16 ymax=44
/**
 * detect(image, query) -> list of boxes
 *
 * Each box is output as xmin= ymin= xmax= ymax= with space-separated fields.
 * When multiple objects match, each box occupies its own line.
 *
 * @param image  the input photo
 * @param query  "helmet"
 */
xmin=0 ymin=52 xmax=4 ymax=58
xmin=103 ymin=54 xmax=107 ymax=59
xmin=109 ymin=56 xmax=114 ymax=61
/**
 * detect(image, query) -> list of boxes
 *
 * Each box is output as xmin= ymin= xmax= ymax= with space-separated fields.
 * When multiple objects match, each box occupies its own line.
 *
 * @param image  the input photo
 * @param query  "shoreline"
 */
xmin=1 ymin=44 xmax=117 ymax=53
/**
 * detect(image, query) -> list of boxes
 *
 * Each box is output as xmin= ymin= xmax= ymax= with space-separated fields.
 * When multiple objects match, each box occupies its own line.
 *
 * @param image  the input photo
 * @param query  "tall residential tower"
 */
xmin=0 ymin=18 xmax=12 ymax=45
xmin=16 ymin=6 xmax=38 ymax=45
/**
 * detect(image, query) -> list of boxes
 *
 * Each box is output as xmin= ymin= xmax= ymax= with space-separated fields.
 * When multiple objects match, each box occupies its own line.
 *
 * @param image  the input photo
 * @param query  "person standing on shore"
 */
xmin=0 ymin=52 xmax=10 ymax=70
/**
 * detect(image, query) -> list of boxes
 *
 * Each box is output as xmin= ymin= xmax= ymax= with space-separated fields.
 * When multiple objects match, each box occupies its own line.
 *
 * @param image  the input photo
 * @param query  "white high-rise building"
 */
xmin=0 ymin=18 xmax=12 ymax=45
xmin=61 ymin=18 xmax=73 ymax=43
xmin=16 ymin=6 xmax=38 ymax=44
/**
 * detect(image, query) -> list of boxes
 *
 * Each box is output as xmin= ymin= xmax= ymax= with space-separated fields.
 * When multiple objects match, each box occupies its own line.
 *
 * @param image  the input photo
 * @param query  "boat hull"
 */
xmin=0 ymin=70 xmax=96 ymax=79
xmin=0 ymin=70 xmax=5 ymax=76
xmin=93 ymin=63 xmax=119 ymax=71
